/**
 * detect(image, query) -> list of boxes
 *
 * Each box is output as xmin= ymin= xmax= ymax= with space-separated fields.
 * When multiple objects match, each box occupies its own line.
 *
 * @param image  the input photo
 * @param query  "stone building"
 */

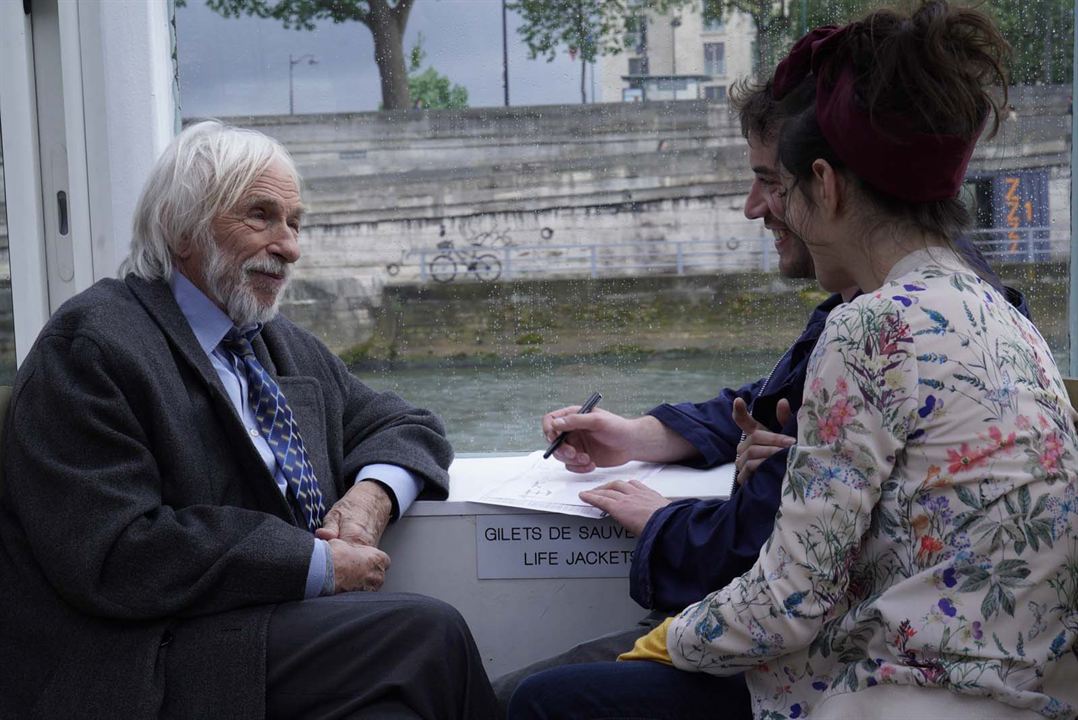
xmin=598 ymin=2 xmax=757 ymax=103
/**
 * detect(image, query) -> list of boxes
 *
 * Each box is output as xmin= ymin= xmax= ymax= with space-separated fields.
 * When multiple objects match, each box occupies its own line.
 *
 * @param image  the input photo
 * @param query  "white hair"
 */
xmin=120 ymin=120 xmax=301 ymax=281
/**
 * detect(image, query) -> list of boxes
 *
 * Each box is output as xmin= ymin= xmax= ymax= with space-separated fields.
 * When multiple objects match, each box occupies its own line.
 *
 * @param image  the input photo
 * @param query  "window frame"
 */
xmin=0 ymin=0 xmax=1075 ymax=380
xmin=703 ymin=41 xmax=726 ymax=77
xmin=0 ymin=0 xmax=175 ymax=363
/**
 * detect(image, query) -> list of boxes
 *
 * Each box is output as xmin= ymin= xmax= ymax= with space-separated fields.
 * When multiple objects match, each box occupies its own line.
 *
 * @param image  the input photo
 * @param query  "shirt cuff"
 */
xmin=355 ymin=464 xmax=424 ymax=519
xmin=304 ymin=538 xmax=333 ymax=599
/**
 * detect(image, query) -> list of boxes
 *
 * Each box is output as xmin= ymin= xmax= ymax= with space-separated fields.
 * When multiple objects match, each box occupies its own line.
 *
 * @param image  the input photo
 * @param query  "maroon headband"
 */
xmin=772 ymin=26 xmax=982 ymax=203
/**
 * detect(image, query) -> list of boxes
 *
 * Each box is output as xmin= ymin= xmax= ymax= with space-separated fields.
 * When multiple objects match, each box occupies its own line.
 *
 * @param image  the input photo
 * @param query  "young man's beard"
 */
xmin=203 ymin=243 xmax=291 ymax=327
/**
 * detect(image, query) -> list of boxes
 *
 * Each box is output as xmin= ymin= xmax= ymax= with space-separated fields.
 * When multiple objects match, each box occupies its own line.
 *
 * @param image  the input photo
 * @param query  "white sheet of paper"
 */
xmin=461 ymin=451 xmax=734 ymax=518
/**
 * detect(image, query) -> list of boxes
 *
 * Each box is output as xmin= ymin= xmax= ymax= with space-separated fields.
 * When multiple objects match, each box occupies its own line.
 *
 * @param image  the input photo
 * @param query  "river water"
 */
xmin=358 ymin=351 xmax=777 ymax=453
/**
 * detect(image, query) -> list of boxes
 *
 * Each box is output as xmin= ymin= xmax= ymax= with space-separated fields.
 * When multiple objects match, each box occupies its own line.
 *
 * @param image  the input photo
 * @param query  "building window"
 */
xmin=626 ymin=14 xmax=648 ymax=56
xmin=702 ymin=1 xmax=724 ymax=32
xmin=704 ymin=42 xmax=726 ymax=77
xmin=705 ymin=85 xmax=727 ymax=102
xmin=628 ymin=56 xmax=649 ymax=76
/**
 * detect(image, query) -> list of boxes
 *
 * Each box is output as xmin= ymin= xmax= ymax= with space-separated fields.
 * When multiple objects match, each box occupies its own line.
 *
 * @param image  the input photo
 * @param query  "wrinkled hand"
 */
xmin=542 ymin=406 xmax=642 ymax=473
xmin=315 ymin=481 xmax=393 ymax=548
xmin=732 ymin=397 xmax=795 ymax=485
xmin=579 ymin=479 xmax=671 ymax=535
xmin=328 ymin=538 xmax=390 ymax=593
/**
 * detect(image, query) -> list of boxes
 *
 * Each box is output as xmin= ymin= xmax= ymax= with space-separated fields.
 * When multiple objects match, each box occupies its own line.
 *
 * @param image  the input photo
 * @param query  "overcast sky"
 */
xmin=176 ymin=0 xmax=592 ymax=117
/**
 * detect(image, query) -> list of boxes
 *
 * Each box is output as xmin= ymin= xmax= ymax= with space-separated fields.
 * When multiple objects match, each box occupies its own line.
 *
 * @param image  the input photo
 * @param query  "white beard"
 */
xmin=203 ymin=245 xmax=292 ymax=326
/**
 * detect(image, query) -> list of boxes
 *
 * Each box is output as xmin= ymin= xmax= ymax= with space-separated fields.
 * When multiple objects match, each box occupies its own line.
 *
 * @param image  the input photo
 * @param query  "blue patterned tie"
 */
xmin=222 ymin=327 xmax=326 ymax=532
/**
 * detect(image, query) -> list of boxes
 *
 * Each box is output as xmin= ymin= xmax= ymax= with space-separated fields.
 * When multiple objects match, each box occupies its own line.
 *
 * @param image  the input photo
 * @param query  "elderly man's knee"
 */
xmin=386 ymin=593 xmax=472 ymax=647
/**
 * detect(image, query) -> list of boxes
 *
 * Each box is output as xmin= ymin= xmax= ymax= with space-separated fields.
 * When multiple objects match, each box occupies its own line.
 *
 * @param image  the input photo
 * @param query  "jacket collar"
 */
xmin=168 ymin=271 xmax=236 ymax=354
xmin=804 ymin=292 xmax=846 ymax=335
xmin=124 ymin=273 xmax=300 ymax=522
xmin=124 ymin=274 xmax=235 ymax=404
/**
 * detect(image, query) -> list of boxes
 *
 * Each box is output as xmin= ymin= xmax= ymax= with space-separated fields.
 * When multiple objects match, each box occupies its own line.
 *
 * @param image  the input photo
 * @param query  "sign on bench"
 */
xmin=477 ymin=513 xmax=638 ymax=579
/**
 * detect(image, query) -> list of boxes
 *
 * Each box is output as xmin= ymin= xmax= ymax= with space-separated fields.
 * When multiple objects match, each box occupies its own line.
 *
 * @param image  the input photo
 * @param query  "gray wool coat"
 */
xmin=0 ymin=276 xmax=452 ymax=719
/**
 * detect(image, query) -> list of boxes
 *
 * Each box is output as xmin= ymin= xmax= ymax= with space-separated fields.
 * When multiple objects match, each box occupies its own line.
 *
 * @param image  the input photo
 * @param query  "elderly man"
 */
xmin=0 ymin=121 xmax=497 ymax=719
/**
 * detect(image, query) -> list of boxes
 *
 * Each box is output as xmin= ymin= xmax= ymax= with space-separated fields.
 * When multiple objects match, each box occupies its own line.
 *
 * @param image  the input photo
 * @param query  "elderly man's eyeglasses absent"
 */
xmin=226 ymin=200 xmax=304 ymax=236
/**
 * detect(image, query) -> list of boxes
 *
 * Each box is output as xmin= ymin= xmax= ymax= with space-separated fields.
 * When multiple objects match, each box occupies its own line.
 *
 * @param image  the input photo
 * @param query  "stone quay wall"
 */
xmin=223 ymin=87 xmax=1074 ymax=351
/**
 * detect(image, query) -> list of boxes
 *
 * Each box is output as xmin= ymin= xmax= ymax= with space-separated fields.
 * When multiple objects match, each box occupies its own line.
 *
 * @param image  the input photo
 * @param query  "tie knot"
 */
xmin=221 ymin=327 xmax=258 ymax=360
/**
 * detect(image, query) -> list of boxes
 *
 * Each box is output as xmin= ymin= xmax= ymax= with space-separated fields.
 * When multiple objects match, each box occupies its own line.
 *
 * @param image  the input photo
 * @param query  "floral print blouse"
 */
xmin=667 ymin=249 xmax=1078 ymax=719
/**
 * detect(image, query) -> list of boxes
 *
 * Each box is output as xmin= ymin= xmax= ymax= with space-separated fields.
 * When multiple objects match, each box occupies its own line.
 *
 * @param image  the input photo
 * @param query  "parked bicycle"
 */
xmin=428 ymin=241 xmax=502 ymax=283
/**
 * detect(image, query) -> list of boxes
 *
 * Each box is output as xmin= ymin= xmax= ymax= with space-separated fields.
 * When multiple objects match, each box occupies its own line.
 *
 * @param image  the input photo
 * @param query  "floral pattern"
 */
xmin=667 ymin=251 xmax=1078 ymax=719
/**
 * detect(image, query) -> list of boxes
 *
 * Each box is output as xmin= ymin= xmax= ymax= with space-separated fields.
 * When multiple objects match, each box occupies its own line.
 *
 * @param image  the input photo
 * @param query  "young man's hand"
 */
xmin=541 ymin=409 xmax=699 ymax=473
xmin=732 ymin=397 xmax=795 ymax=485
xmin=578 ymin=480 xmax=671 ymax=535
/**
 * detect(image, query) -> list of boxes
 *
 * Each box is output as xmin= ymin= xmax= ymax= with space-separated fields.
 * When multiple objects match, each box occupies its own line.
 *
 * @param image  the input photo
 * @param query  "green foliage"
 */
xmin=408 ymin=68 xmax=469 ymax=109
xmin=704 ymin=0 xmax=1073 ymax=84
xmin=509 ymin=0 xmax=691 ymax=64
xmin=986 ymin=0 xmax=1074 ymax=85
xmin=203 ymin=0 xmax=379 ymax=32
xmin=407 ymin=36 xmax=469 ymax=109
xmin=703 ymin=0 xmax=871 ymax=76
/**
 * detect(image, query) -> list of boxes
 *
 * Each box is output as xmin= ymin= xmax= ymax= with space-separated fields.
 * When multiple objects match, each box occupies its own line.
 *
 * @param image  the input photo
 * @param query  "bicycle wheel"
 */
xmin=472 ymin=254 xmax=502 ymax=282
xmin=429 ymin=254 xmax=457 ymax=283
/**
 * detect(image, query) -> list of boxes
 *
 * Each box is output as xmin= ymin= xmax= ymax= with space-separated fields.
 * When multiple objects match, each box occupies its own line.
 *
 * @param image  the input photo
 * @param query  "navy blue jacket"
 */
xmin=632 ymin=286 xmax=1031 ymax=611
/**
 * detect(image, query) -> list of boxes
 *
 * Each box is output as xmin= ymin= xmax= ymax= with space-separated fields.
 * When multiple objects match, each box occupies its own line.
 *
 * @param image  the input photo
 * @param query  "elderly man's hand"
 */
xmin=328 ymin=539 xmax=391 ymax=593
xmin=732 ymin=397 xmax=795 ymax=485
xmin=578 ymin=479 xmax=671 ymax=536
xmin=316 ymin=481 xmax=393 ymax=548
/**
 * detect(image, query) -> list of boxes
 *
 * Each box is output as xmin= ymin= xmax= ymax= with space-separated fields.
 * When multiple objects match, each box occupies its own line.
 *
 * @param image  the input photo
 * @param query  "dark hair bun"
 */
xmin=839 ymin=0 xmax=1010 ymax=141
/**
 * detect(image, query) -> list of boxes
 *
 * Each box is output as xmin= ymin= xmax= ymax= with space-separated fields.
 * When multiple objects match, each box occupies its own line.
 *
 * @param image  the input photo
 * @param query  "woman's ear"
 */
xmin=811 ymin=158 xmax=843 ymax=219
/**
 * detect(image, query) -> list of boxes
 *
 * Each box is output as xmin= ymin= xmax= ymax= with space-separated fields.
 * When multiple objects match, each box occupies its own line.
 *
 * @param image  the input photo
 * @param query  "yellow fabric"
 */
xmin=617 ymin=617 xmax=674 ymax=666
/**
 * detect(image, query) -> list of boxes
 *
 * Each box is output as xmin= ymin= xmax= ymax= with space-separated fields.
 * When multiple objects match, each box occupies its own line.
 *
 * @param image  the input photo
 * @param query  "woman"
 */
xmin=509 ymin=3 xmax=1078 ymax=718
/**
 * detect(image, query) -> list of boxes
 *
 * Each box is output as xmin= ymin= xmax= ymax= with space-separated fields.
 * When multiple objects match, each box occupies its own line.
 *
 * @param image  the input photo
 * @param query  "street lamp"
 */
xmin=670 ymin=16 xmax=681 ymax=100
xmin=288 ymin=53 xmax=318 ymax=115
xmin=501 ymin=0 xmax=510 ymax=106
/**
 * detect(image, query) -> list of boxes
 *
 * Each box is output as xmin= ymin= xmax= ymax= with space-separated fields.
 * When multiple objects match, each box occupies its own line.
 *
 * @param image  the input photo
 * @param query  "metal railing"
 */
xmin=964 ymin=226 xmax=1066 ymax=265
xmin=410 ymin=226 xmax=1065 ymax=284
xmin=416 ymin=237 xmax=776 ymax=283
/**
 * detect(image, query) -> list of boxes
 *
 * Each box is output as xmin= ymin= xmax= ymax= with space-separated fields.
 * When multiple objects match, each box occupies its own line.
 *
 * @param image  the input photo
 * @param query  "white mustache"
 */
xmin=243 ymin=257 xmax=291 ymax=279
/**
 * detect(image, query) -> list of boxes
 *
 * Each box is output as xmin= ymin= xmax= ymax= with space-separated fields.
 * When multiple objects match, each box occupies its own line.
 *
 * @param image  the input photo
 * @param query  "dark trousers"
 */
xmin=265 ymin=592 xmax=498 ymax=720
xmin=491 ymin=612 xmax=667 ymax=716
xmin=506 ymin=661 xmax=752 ymax=720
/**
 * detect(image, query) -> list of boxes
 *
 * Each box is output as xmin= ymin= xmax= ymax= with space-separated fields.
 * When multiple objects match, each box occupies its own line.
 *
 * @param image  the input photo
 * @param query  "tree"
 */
xmin=204 ymin=0 xmax=416 ymax=110
xmin=703 ymin=0 xmax=871 ymax=78
xmin=705 ymin=0 xmax=790 ymax=78
xmin=705 ymin=0 xmax=1073 ymax=86
xmin=511 ymin=0 xmax=689 ymax=104
xmin=986 ymin=0 xmax=1074 ymax=85
xmin=407 ymin=36 xmax=469 ymax=109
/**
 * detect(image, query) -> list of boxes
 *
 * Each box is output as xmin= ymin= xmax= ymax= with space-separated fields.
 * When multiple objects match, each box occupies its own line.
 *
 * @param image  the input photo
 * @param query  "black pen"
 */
xmin=543 ymin=392 xmax=602 ymax=459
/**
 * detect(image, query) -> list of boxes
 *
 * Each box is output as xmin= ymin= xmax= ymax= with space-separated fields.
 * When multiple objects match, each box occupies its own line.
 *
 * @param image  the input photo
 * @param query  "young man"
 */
xmin=492 ymin=78 xmax=846 ymax=714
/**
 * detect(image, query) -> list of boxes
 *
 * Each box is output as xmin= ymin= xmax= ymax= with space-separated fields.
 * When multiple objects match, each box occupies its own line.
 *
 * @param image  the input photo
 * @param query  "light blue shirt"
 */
xmin=170 ymin=272 xmax=422 ymax=597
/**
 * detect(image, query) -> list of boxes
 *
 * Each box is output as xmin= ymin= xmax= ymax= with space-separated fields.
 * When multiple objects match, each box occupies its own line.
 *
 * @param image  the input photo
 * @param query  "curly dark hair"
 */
xmin=778 ymin=0 xmax=1011 ymax=241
